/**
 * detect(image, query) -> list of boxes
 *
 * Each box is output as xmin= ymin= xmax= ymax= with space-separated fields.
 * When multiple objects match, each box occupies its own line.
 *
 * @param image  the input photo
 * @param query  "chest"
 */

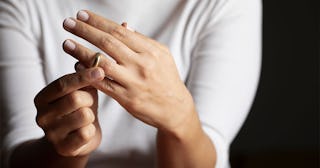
xmin=37 ymin=0 xmax=203 ymax=83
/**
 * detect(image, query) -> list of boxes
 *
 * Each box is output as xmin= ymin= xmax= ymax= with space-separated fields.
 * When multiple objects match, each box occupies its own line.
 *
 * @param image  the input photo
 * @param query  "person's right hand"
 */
xmin=34 ymin=67 xmax=105 ymax=157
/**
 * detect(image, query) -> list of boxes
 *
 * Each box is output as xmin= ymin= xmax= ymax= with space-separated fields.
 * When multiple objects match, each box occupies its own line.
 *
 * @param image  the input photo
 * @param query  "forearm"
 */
xmin=156 ymin=111 xmax=216 ymax=168
xmin=10 ymin=137 xmax=89 ymax=168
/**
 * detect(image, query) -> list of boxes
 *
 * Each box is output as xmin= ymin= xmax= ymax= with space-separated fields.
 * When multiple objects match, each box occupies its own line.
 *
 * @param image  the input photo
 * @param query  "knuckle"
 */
xmin=127 ymin=97 xmax=142 ymax=111
xmin=76 ymin=109 xmax=88 ymax=122
xmin=108 ymin=62 xmax=116 ymax=72
xmin=56 ymin=77 xmax=68 ymax=93
xmin=67 ymin=150 xmax=79 ymax=157
xmin=145 ymin=60 xmax=155 ymax=71
xmin=46 ymin=131 xmax=57 ymax=142
xmin=56 ymin=148 xmax=66 ymax=156
xmin=77 ymin=108 xmax=95 ymax=123
xmin=102 ymin=61 xmax=114 ymax=75
xmin=34 ymin=94 xmax=41 ymax=107
xmin=162 ymin=45 xmax=170 ymax=53
xmin=76 ymin=48 xmax=90 ymax=61
xmin=100 ymin=36 xmax=115 ymax=50
xmin=135 ymin=53 xmax=148 ymax=67
xmin=36 ymin=114 xmax=47 ymax=129
xmin=146 ymin=45 xmax=160 ymax=58
xmin=141 ymin=68 xmax=151 ymax=79
xmin=56 ymin=145 xmax=74 ymax=157
xmin=73 ymin=73 xmax=86 ymax=85
xmin=139 ymin=60 xmax=155 ymax=79
xmin=134 ymin=80 xmax=145 ymax=89
xmin=148 ymin=48 xmax=159 ymax=58
xmin=110 ymin=26 xmax=127 ymax=39
xmin=78 ymin=125 xmax=95 ymax=142
xmin=102 ymin=80 xmax=115 ymax=92
xmin=67 ymin=92 xmax=83 ymax=107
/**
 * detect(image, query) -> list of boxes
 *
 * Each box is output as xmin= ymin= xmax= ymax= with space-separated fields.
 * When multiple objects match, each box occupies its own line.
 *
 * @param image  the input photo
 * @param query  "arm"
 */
xmin=181 ymin=0 xmax=262 ymax=167
xmin=158 ymin=0 xmax=262 ymax=164
xmin=61 ymin=0 xmax=261 ymax=165
xmin=0 ymin=2 xmax=48 ymax=166
xmin=0 ymin=2 xmax=104 ymax=167
xmin=156 ymin=109 xmax=216 ymax=168
xmin=61 ymin=10 xmax=217 ymax=168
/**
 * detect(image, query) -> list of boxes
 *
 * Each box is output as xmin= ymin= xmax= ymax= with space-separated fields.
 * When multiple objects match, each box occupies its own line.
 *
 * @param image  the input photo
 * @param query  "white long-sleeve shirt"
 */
xmin=0 ymin=0 xmax=261 ymax=167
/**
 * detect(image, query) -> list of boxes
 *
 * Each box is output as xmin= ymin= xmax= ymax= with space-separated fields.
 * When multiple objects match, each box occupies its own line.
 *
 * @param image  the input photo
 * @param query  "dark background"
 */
xmin=230 ymin=0 xmax=319 ymax=168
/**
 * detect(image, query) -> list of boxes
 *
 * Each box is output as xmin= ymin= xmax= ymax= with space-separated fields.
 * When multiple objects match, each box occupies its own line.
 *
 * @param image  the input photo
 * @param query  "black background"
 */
xmin=230 ymin=0 xmax=319 ymax=167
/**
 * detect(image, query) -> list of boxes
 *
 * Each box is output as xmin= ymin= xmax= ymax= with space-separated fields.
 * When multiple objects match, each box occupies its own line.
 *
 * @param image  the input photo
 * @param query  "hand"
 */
xmin=34 ymin=67 xmax=105 ymax=157
xmin=62 ymin=10 xmax=196 ymax=136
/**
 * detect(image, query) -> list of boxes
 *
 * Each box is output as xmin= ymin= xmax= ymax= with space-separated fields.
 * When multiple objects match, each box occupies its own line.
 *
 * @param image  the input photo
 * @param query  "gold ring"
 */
xmin=92 ymin=52 xmax=102 ymax=67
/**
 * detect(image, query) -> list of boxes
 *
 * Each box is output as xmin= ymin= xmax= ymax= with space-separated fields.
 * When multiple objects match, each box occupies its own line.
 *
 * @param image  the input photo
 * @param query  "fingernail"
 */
xmin=75 ymin=62 xmax=86 ymax=71
xmin=63 ymin=18 xmax=76 ymax=29
xmin=91 ymin=69 xmax=104 ymax=80
xmin=64 ymin=40 xmax=76 ymax=51
xmin=121 ymin=22 xmax=135 ymax=32
xmin=77 ymin=10 xmax=89 ymax=21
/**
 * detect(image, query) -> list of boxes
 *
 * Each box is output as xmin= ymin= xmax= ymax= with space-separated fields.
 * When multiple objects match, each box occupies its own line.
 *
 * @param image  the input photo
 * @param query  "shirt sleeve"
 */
xmin=186 ymin=0 xmax=262 ymax=167
xmin=0 ymin=1 xmax=44 ymax=167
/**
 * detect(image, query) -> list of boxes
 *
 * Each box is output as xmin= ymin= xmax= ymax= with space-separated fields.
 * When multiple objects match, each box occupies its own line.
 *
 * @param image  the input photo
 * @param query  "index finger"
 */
xmin=76 ymin=10 xmax=158 ymax=53
xmin=34 ymin=67 xmax=105 ymax=106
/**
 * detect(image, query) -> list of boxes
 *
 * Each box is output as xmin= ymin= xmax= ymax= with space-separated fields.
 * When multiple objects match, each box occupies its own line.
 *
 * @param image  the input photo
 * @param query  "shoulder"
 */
xmin=0 ymin=0 xmax=75 ymax=41
xmin=0 ymin=0 xmax=28 ymax=26
xmin=0 ymin=0 xmax=46 ymax=28
xmin=0 ymin=0 xmax=72 ymax=24
xmin=192 ymin=0 xmax=262 ymax=22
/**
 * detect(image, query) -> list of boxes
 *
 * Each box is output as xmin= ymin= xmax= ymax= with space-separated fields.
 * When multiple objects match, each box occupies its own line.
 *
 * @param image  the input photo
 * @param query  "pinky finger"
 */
xmin=93 ymin=77 xmax=127 ymax=101
xmin=59 ymin=124 xmax=96 ymax=157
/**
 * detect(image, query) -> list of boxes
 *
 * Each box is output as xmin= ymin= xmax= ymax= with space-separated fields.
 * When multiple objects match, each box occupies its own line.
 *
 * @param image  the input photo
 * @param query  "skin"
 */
xmin=11 ymin=68 xmax=105 ymax=168
xmin=10 ymin=10 xmax=216 ymax=168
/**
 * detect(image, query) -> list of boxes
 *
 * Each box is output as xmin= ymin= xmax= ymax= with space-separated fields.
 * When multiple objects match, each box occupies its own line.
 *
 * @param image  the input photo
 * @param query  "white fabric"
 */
xmin=0 ymin=0 xmax=262 ymax=167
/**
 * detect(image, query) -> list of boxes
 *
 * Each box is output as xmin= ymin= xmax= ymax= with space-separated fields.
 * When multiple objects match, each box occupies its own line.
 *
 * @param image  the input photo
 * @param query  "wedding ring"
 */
xmin=92 ymin=52 xmax=102 ymax=67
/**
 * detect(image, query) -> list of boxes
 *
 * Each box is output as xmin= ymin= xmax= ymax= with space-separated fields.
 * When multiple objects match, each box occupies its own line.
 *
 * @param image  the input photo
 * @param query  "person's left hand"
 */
xmin=62 ymin=10 xmax=196 ymax=136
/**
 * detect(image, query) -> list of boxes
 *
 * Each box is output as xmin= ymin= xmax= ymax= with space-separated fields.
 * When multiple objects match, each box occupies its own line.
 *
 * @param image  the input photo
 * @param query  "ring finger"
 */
xmin=63 ymin=18 xmax=136 ymax=65
xmin=50 ymin=107 xmax=95 ymax=140
xmin=63 ymin=39 xmax=133 ymax=87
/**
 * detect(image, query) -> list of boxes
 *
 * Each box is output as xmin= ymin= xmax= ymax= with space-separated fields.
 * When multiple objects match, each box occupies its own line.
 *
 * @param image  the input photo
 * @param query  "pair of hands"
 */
xmin=34 ymin=10 xmax=195 ymax=157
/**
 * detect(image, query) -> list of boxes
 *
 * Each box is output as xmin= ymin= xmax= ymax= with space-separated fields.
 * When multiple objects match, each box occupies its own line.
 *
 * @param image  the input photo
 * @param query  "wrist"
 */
xmin=157 ymin=106 xmax=203 ymax=143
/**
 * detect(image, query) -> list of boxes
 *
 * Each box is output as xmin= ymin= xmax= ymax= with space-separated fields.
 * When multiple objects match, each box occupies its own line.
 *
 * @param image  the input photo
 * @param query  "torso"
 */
xmin=25 ymin=1 xmax=216 ymax=167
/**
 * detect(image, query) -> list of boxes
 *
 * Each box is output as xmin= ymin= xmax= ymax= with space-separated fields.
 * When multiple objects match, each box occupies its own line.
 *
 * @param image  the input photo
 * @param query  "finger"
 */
xmin=63 ymin=39 xmax=133 ymax=86
xmin=34 ymin=67 xmax=104 ymax=106
xmin=63 ymin=18 xmax=136 ymax=65
xmin=49 ymin=90 xmax=94 ymax=117
xmin=76 ymin=10 xmax=159 ymax=53
xmin=52 ymin=107 xmax=95 ymax=139
xmin=74 ymin=62 xmax=127 ymax=101
xmin=35 ymin=90 xmax=95 ymax=131
xmin=120 ymin=22 xmax=170 ymax=53
xmin=60 ymin=124 xmax=96 ymax=156
xmin=94 ymin=77 xmax=127 ymax=100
